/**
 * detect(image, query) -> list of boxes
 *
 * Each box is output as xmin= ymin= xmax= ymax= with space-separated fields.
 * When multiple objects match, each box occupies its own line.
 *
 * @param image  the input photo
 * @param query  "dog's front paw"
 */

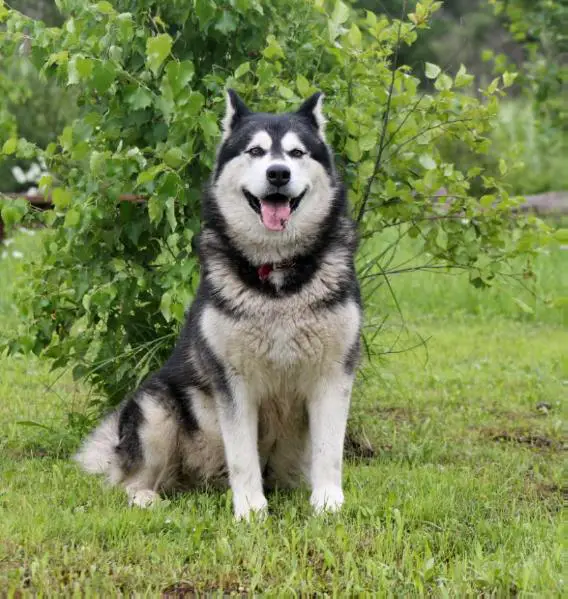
xmin=310 ymin=486 xmax=344 ymax=514
xmin=127 ymin=488 xmax=160 ymax=508
xmin=233 ymin=493 xmax=268 ymax=521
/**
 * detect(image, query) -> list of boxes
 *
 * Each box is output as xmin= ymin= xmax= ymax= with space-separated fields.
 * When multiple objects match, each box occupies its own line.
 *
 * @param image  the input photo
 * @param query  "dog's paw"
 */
xmin=127 ymin=488 xmax=160 ymax=508
xmin=310 ymin=486 xmax=344 ymax=514
xmin=233 ymin=493 xmax=268 ymax=521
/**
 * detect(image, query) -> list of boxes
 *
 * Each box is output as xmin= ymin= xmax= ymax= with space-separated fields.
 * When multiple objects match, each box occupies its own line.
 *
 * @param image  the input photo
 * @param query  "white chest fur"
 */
xmin=200 ymin=299 xmax=359 ymax=396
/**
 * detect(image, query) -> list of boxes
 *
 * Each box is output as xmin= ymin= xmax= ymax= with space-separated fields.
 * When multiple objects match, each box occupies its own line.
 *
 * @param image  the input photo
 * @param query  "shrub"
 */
xmin=491 ymin=99 xmax=568 ymax=195
xmin=489 ymin=0 xmax=568 ymax=129
xmin=0 ymin=0 xmax=551 ymax=411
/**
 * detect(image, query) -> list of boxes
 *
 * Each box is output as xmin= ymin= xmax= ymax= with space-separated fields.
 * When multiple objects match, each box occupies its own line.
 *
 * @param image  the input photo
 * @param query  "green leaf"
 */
xmin=1 ymin=200 xmax=28 ymax=227
xmin=137 ymin=164 xmax=166 ymax=186
xmin=234 ymin=62 xmax=251 ymax=79
xmin=95 ymin=1 xmax=115 ymax=14
xmin=64 ymin=208 xmax=80 ymax=227
xmin=215 ymin=12 xmax=238 ymax=35
xmin=345 ymin=138 xmax=361 ymax=162
xmin=194 ymin=0 xmax=216 ymax=26
xmin=331 ymin=0 xmax=350 ymax=24
xmin=502 ymin=71 xmax=518 ymax=88
xmin=92 ymin=61 xmax=116 ymax=93
xmin=89 ymin=151 xmax=107 ymax=176
xmin=419 ymin=154 xmax=436 ymax=170
xmin=263 ymin=35 xmax=284 ymax=60
xmin=186 ymin=91 xmax=205 ymax=116
xmin=358 ymin=132 xmax=376 ymax=152
xmin=165 ymin=60 xmax=195 ymax=94
xmin=164 ymin=147 xmax=185 ymax=168
xmin=47 ymin=50 xmax=69 ymax=67
xmin=424 ymin=62 xmax=441 ymax=79
xmin=455 ymin=64 xmax=474 ymax=88
xmin=52 ymin=188 xmax=72 ymax=210
xmin=296 ymin=74 xmax=311 ymax=97
xmin=68 ymin=56 xmax=93 ymax=85
xmin=146 ymin=33 xmax=173 ymax=76
xmin=148 ymin=196 xmax=163 ymax=224
xmin=165 ymin=197 xmax=176 ymax=231
xmin=487 ymin=77 xmax=500 ymax=94
xmin=160 ymin=290 xmax=172 ymax=322
xmin=2 ymin=138 xmax=17 ymax=155
xmin=436 ymin=227 xmax=448 ymax=250
xmin=199 ymin=111 xmax=220 ymax=140
xmin=554 ymin=229 xmax=568 ymax=243
xmin=127 ymin=88 xmax=153 ymax=110
xmin=434 ymin=73 xmax=453 ymax=91
xmin=347 ymin=24 xmax=362 ymax=48
xmin=278 ymin=86 xmax=295 ymax=100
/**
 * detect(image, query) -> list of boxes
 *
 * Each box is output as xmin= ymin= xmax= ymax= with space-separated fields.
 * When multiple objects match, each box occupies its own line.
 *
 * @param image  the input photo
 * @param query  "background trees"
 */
xmin=0 ymin=0 xmax=563 ymax=411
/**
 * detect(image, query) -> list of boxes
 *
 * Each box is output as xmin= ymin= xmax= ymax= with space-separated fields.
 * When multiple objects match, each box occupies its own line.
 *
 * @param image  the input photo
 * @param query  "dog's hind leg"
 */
xmin=120 ymin=392 xmax=181 ymax=507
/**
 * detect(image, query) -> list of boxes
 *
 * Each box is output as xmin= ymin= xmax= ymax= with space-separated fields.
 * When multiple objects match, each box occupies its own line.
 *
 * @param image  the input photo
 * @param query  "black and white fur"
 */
xmin=75 ymin=90 xmax=362 ymax=520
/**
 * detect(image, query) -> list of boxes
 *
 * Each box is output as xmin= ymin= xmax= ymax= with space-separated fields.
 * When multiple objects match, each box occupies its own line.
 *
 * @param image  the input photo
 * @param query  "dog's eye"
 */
xmin=289 ymin=149 xmax=306 ymax=158
xmin=247 ymin=146 xmax=266 ymax=158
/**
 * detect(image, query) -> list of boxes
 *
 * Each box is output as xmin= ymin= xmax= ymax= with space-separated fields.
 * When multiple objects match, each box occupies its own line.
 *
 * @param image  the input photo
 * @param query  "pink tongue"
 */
xmin=260 ymin=201 xmax=291 ymax=231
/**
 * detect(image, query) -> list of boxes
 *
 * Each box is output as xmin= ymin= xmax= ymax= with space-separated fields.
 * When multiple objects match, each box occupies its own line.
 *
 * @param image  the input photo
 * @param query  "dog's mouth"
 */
xmin=243 ymin=189 xmax=307 ymax=231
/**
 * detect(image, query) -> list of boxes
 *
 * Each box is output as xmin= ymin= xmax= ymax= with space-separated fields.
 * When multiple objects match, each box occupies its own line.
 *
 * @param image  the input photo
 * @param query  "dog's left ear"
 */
xmin=222 ymin=89 xmax=251 ymax=141
xmin=296 ymin=92 xmax=326 ymax=135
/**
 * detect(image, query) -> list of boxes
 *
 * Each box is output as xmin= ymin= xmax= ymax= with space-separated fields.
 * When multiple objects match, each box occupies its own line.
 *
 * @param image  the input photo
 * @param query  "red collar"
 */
xmin=257 ymin=264 xmax=273 ymax=281
xmin=257 ymin=260 xmax=294 ymax=282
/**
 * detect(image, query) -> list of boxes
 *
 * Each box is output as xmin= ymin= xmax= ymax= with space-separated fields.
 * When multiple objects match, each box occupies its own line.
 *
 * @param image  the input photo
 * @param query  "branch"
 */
xmin=356 ymin=1 xmax=407 ymax=225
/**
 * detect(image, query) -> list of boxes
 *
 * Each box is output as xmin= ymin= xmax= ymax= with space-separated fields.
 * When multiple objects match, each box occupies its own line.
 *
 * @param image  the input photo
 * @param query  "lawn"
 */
xmin=0 ymin=231 xmax=566 ymax=596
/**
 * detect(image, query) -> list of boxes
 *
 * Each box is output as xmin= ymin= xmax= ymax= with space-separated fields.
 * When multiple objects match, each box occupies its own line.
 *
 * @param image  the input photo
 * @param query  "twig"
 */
xmin=356 ymin=0 xmax=407 ymax=225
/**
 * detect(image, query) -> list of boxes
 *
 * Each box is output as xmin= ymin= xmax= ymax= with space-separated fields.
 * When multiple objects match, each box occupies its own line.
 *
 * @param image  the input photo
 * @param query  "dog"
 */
xmin=75 ymin=90 xmax=362 ymax=520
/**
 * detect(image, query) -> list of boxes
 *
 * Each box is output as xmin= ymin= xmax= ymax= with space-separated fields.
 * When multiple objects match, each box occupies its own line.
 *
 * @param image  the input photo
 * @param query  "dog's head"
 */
xmin=209 ymin=90 xmax=342 ymax=261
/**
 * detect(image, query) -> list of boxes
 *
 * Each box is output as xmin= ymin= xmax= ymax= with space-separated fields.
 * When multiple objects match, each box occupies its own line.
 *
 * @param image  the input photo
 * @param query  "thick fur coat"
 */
xmin=75 ymin=90 xmax=362 ymax=519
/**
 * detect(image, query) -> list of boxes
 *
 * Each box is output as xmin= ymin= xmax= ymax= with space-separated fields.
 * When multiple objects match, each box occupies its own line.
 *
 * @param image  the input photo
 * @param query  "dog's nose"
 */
xmin=266 ymin=164 xmax=291 ymax=187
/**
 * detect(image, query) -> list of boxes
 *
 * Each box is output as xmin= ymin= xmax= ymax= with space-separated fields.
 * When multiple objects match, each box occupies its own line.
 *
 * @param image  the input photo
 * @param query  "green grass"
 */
xmin=0 ymin=231 xmax=566 ymax=596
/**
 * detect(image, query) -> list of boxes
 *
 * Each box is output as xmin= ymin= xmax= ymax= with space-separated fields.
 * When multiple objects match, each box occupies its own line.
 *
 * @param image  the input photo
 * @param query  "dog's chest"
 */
xmin=202 ymin=300 xmax=358 ymax=378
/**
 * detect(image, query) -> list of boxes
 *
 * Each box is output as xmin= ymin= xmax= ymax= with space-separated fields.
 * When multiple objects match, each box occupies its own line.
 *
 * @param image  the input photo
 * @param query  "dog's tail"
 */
xmin=73 ymin=412 xmax=121 ymax=482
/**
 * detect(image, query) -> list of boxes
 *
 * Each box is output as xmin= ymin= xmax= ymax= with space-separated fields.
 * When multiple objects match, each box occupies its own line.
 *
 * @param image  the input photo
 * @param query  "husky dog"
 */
xmin=75 ymin=90 xmax=362 ymax=520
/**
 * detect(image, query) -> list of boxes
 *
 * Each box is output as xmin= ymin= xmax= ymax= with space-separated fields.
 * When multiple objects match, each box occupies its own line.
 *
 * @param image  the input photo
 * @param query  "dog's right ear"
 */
xmin=222 ymin=89 xmax=251 ymax=141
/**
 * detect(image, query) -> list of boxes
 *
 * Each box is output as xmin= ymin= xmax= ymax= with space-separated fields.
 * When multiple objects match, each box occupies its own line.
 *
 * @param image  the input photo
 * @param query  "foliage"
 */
xmin=360 ymin=0 xmax=522 ymax=88
xmin=489 ymin=0 xmax=568 ymax=129
xmin=0 ymin=0 xmax=551 ymax=409
xmin=490 ymin=99 xmax=568 ymax=195
xmin=0 ymin=2 xmax=76 ymax=192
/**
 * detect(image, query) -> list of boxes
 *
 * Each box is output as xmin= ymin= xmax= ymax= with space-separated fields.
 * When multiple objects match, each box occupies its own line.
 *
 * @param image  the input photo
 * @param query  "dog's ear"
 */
xmin=222 ymin=89 xmax=251 ymax=140
xmin=296 ymin=92 xmax=326 ymax=135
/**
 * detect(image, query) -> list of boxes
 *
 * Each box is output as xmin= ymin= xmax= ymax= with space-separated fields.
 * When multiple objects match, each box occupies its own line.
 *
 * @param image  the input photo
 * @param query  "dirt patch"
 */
xmin=162 ymin=581 xmax=249 ymax=597
xmin=344 ymin=433 xmax=378 ymax=460
xmin=533 ymin=482 xmax=568 ymax=501
xmin=377 ymin=406 xmax=415 ymax=422
xmin=483 ymin=428 xmax=560 ymax=449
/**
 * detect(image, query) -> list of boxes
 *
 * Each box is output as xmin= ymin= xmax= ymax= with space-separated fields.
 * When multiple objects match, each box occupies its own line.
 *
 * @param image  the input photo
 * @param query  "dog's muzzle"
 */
xmin=243 ymin=188 xmax=307 ymax=231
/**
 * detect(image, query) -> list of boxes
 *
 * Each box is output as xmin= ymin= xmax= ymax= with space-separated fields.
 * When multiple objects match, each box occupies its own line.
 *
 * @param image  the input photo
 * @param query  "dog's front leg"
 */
xmin=308 ymin=368 xmax=354 ymax=513
xmin=217 ymin=377 xmax=267 ymax=520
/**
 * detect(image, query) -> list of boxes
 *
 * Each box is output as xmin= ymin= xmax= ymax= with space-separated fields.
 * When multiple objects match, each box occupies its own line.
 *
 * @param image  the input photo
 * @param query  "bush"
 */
xmin=0 ymin=0 xmax=551 ymax=411
xmin=490 ymin=99 xmax=568 ymax=195
xmin=0 ymin=0 xmax=76 ymax=192
xmin=489 ymin=0 xmax=568 ymax=130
